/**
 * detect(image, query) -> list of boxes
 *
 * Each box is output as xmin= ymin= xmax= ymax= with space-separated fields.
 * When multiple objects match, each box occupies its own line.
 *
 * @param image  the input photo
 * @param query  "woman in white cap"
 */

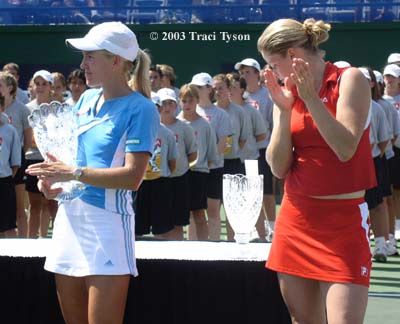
xmin=25 ymin=69 xmax=58 ymax=239
xmin=26 ymin=22 xmax=159 ymax=324
xmin=190 ymin=72 xmax=232 ymax=241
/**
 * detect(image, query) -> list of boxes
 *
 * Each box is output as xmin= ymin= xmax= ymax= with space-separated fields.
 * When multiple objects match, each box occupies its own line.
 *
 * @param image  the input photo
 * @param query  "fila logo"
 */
xmin=322 ymin=97 xmax=328 ymax=103
xmin=361 ymin=266 xmax=368 ymax=277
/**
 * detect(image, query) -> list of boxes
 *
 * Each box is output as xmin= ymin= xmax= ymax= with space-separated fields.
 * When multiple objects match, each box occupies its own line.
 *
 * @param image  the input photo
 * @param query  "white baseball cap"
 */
xmin=151 ymin=92 xmax=161 ymax=106
xmin=234 ymin=58 xmax=261 ymax=71
xmin=157 ymin=88 xmax=177 ymax=103
xmin=65 ymin=21 xmax=139 ymax=62
xmin=373 ymin=70 xmax=384 ymax=84
xmin=190 ymin=72 xmax=213 ymax=87
xmin=383 ymin=64 xmax=400 ymax=78
xmin=33 ymin=70 xmax=53 ymax=84
xmin=334 ymin=61 xmax=351 ymax=68
xmin=387 ymin=53 xmax=400 ymax=64
xmin=358 ymin=67 xmax=371 ymax=80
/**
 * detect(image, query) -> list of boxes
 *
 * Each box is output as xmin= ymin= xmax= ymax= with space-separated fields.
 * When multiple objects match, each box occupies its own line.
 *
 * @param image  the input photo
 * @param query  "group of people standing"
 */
xmin=136 ymin=59 xmax=277 ymax=242
xmin=1 ymin=18 xmax=400 ymax=324
xmin=0 ymin=63 xmax=87 ymax=239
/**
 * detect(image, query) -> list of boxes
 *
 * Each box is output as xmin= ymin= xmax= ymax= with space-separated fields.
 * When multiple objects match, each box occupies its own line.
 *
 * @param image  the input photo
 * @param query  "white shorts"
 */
xmin=44 ymin=198 xmax=137 ymax=277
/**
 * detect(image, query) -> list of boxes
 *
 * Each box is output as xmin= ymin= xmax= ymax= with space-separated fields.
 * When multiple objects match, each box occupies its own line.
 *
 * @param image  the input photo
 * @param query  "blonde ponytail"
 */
xmin=128 ymin=49 xmax=151 ymax=98
xmin=302 ymin=18 xmax=331 ymax=49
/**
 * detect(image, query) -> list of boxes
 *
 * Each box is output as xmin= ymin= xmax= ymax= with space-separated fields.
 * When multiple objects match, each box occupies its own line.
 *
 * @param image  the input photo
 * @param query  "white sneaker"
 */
xmin=266 ymin=230 xmax=274 ymax=243
xmin=386 ymin=237 xmax=399 ymax=256
xmin=373 ymin=239 xmax=388 ymax=262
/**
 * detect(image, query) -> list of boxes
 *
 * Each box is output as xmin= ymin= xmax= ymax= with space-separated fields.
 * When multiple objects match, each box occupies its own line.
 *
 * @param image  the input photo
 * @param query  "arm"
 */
xmin=168 ymin=159 xmax=176 ymax=173
xmin=23 ymin=128 xmax=33 ymax=153
xmin=79 ymin=152 xmax=150 ymax=191
xmin=255 ymin=133 xmax=267 ymax=143
xmin=378 ymin=141 xmax=389 ymax=156
xmin=27 ymin=151 xmax=150 ymax=191
xmin=266 ymin=106 xmax=293 ymax=178
xmin=187 ymin=151 xmax=198 ymax=164
xmin=293 ymin=61 xmax=370 ymax=162
xmin=11 ymin=166 xmax=19 ymax=177
xmin=217 ymin=136 xmax=227 ymax=154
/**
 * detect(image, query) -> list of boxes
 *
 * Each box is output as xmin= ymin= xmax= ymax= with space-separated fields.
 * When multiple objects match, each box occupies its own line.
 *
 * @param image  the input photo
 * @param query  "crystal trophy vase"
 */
xmin=223 ymin=174 xmax=263 ymax=244
xmin=28 ymin=101 xmax=85 ymax=201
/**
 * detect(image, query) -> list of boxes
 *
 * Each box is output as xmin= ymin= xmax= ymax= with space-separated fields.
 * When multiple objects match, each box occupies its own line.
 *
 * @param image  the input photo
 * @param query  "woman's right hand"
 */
xmin=263 ymin=68 xmax=294 ymax=111
xmin=37 ymin=179 xmax=62 ymax=200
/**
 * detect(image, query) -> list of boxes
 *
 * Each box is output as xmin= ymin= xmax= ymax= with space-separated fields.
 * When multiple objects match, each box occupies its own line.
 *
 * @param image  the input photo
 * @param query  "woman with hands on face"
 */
xmin=258 ymin=18 xmax=376 ymax=324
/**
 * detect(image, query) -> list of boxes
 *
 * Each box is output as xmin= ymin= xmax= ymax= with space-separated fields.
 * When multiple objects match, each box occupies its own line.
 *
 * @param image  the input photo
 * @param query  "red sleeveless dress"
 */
xmin=266 ymin=62 xmax=375 ymax=286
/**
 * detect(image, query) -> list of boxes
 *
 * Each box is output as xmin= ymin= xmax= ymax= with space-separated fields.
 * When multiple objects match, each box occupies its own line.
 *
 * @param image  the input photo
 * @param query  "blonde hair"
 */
xmin=52 ymin=72 xmax=67 ymax=88
xmin=0 ymin=71 xmax=17 ymax=99
xmin=128 ymin=49 xmax=152 ymax=98
xmin=179 ymin=84 xmax=199 ymax=101
xmin=257 ymin=18 xmax=331 ymax=56
xmin=213 ymin=74 xmax=231 ymax=88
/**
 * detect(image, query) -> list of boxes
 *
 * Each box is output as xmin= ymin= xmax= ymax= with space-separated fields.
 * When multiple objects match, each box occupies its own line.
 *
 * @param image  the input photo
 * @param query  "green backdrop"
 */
xmin=0 ymin=22 xmax=399 ymax=87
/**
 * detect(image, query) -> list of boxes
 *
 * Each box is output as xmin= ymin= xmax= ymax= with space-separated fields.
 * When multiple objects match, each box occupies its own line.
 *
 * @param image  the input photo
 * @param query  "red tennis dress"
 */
xmin=266 ymin=62 xmax=376 ymax=286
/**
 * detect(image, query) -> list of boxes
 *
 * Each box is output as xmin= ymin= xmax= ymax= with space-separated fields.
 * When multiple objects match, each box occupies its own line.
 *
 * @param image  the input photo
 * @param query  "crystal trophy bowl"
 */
xmin=223 ymin=174 xmax=263 ymax=244
xmin=28 ymin=101 xmax=85 ymax=201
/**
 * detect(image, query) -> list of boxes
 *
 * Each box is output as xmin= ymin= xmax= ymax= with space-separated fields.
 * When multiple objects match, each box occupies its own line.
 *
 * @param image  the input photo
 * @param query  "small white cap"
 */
xmin=190 ymin=72 xmax=213 ymax=86
xmin=33 ymin=70 xmax=53 ymax=84
xmin=66 ymin=21 xmax=139 ymax=62
xmin=358 ymin=67 xmax=371 ymax=80
xmin=157 ymin=88 xmax=177 ymax=103
xmin=234 ymin=58 xmax=261 ymax=71
xmin=383 ymin=64 xmax=400 ymax=78
xmin=387 ymin=53 xmax=400 ymax=64
xmin=333 ymin=61 xmax=351 ymax=68
xmin=373 ymin=70 xmax=384 ymax=84
xmin=151 ymin=92 xmax=161 ymax=106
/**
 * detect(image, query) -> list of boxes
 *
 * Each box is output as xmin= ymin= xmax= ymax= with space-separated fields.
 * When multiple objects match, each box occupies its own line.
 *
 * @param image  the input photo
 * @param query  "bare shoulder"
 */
xmin=339 ymin=67 xmax=369 ymax=90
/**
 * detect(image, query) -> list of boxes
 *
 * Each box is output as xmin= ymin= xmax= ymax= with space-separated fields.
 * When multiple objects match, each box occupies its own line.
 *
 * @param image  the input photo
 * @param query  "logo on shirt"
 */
xmin=361 ymin=266 xmax=368 ymax=277
xmin=322 ymin=97 xmax=328 ymax=103
xmin=248 ymin=100 xmax=260 ymax=110
xmin=126 ymin=139 xmax=141 ymax=145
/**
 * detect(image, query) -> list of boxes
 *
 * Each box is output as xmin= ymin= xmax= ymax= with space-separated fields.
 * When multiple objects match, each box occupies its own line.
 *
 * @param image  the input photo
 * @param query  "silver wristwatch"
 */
xmin=72 ymin=167 xmax=84 ymax=181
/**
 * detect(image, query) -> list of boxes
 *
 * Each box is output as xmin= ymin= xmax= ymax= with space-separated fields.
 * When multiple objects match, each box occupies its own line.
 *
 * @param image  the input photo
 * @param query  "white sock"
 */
xmin=375 ymin=236 xmax=386 ymax=247
xmin=268 ymin=221 xmax=275 ymax=231
xmin=396 ymin=220 xmax=400 ymax=230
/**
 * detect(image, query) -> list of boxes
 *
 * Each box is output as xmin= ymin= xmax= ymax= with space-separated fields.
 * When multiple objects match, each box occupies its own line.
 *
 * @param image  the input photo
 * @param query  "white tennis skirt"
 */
xmin=44 ymin=198 xmax=138 ymax=277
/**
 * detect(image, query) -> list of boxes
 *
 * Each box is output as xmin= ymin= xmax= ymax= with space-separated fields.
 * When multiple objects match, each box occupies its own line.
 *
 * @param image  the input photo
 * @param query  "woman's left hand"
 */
xmin=26 ymin=153 xmax=75 ymax=183
xmin=290 ymin=58 xmax=319 ymax=104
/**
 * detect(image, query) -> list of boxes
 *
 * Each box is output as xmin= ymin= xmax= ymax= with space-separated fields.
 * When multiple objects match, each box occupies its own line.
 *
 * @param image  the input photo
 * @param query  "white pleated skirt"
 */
xmin=44 ymin=198 xmax=137 ymax=277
